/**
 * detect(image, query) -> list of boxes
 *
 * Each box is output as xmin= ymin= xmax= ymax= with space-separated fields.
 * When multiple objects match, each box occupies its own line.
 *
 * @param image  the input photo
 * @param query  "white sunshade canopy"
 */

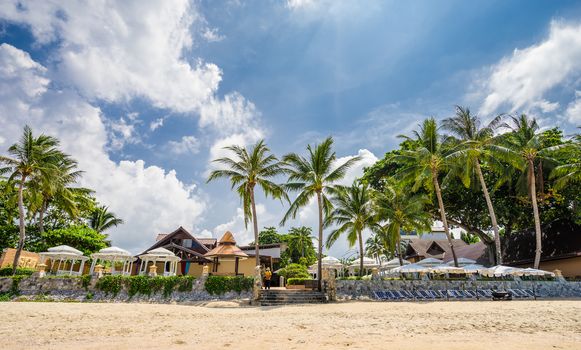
xmin=380 ymin=258 xmax=411 ymax=270
xmin=47 ymin=245 xmax=83 ymax=256
xmin=349 ymin=257 xmax=379 ymax=268
xmin=515 ymin=267 xmax=555 ymax=277
xmin=461 ymin=264 xmax=487 ymax=274
xmin=481 ymin=265 xmax=522 ymax=277
xmin=417 ymin=258 xmax=443 ymax=266
xmin=431 ymin=264 xmax=465 ymax=274
xmin=391 ymin=263 xmax=432 ymax=273
xmin=139 ymin=247 xmax=180 ymax=262
xmin=446 ymin=257 xmax=476 ymax=266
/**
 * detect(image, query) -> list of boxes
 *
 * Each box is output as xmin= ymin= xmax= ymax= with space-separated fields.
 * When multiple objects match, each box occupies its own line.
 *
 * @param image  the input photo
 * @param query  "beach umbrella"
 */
xmin=461 ymin=264 xmax=487 ymax=274
xmin=349 ymin=257 xmax=379 ymax=268
xmin=391 ymin=263 xmax=432 ymax=273
xmin=417 ymin=258 xmax=443 ymax=266
xmin=516 ymin=267 xmax=555 ymax=277
xmin=431 ymin=264 xmax=464 ymax=274
xmin=446 ymin=257 xmax=476 ymax=266
xmin=380 ymin=258 xmax=411 ymax=270
xmin=481 ymin=265 xmax=522 ymax=277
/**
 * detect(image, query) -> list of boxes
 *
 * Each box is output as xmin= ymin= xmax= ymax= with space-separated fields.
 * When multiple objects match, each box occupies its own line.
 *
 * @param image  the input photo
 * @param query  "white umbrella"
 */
xmin=446 ymin=257 xmax=476 ymax=266
xmin=380 ymin=258 xmax=411 ymax=270
xmin=391 ymin=263 xmax=432 ymax=273
xmin=516 ymin=267 xmax=555 ymax=277
xmin=482 ymin=265 xmax=522 ymax=277
xmin=417 ymin=258 xmax=443 ymax=266
xmin=349 ymin=257 xmax=379 ymax=268
xmin=461 ymin=264 xmax=487 ymax=274
xmin=431 ymin=264 xmax=464 ymax=274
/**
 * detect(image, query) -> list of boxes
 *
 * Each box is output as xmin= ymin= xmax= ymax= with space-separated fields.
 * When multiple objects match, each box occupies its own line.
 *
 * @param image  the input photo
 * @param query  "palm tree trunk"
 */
xmin=396 ymin=232 xmax=403 ymax=266
xmin=358 ymin=230 xmax=364 ymax=277
xmin=432 ymin=173 xmax=458 ymax=267
xmin=38 ymin=199 xmax=47 ymax=235
xmin=529 ymin=160 xmax=543 ymax=269
xmin=316 ymin=191 xmax=323 ymax=291
xmin=250 ymin=187 xmax=260 ymax=267
xmin=475 ymin=160 xmax=502 ymax=264
xmin=12 ymin=174 xmax=26 ymax=275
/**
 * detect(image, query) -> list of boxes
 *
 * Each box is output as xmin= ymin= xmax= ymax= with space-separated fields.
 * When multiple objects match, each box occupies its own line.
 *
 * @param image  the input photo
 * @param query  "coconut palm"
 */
xmin=286 ymin=226 xmax=315 ymax=260
xmin=395 ymin=117 xmax=459 ymax=266
xmin=365 ymin=234 xmax=386 ymax=264
xmin=372 ymin=181 xmax=432 ymax=266
xmin=504 ymin=114 xmax=565 ymax=268
xmin=0 ymin=126 xmax=61 ymax=274
xmin=208 ymin=140 xmax=287 ymax=266
xmin=325 ymin=182 xmax=376 ymax=276
xmin=550 ymin=131 xmax=581 ymax=189
xmin=281 ymin=137 xmax=360 ymax=290
xmin=89 ymin=205 xmax=124 ymax=233
xmin=442 ymin=106 xmax=507 ymax=264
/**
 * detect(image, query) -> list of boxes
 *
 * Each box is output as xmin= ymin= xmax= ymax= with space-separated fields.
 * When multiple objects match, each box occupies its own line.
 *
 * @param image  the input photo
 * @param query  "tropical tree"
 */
xmin=286 ymin=226 xmax=316 ymax=261
xmin=325 ymin=182 xmax=376 ymax=276
xmin=281 ymin=137 xmax=360 ymax=290
xmin=365 ymin=234 xmax=386 ymax=264
xmin=208 ymin=140 xmax=287 ymax=266
xmin=395 ymin=118 xmax=459 ymax=266
xmin=550 ymin=131 xmax=581 ymax=189
xmin=372 ymin=181 xmax=431 ymax=266
xmin=503 ymin=114 xmax=565 ymax=268
xmin=89 ymin=205 xmax=124 ymax=233
xmin=0 ymin=126 xmax=61 ymax=274
xmin=442 ymin=106 xmax=506 ymax=264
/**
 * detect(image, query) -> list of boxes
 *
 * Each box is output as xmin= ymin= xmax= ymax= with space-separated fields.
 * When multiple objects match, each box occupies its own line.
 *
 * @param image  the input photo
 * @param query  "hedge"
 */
xmin=204 ymin=276 xmax=253 ymax=295
xmin=96 ymin=275 xmax=195 ymax=298
xmin=0 ymin=267 xmax=35 ymax=277
xmin=277 ymin=263 xmax=310 ymax=279
xmin=286 ymin=278 xmax=310 ymax=285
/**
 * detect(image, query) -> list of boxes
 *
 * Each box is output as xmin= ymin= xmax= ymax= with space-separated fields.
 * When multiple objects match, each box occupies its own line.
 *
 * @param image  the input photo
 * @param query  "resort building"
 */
xmin=404 ymin=238 xmax=467 ymax=263
xmin=139 ymin=226 xmax=284 ymax=277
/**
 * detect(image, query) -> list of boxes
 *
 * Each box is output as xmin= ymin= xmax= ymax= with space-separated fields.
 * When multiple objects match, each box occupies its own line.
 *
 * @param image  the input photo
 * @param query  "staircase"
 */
xmin=259 ymin=289 xmax=327 ymax=306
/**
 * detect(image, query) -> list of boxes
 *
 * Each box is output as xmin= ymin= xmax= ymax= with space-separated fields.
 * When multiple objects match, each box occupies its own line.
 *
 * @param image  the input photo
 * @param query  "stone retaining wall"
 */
xmin=336 ymin=279 xmax=581 ymax=300
xmin=0 ymin=276 xmax=251 ymax=303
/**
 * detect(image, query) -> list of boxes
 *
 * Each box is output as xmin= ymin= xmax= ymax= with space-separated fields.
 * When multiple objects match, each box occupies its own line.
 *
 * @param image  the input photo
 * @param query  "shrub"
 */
xmin=96 ymin=275 xmax=123 ymax=296
xmin=278 ymin=263 xmax=310 ymax=279
xmin=0 ymin=267 xmax=35 ymax=277
xmin=287 ymin=278 xmax=309 ymax=285
xmin=204 ymin=276 xmax=253 ymax=295
xmin=97 ymin=275 xmax=198 ymax=298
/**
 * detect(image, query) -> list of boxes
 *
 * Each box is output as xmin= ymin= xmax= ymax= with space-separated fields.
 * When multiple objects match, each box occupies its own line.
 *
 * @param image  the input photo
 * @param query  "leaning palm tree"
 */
xmin=208 ymin=140 xmax=287 ymax=266
xmin=372 ymin=181 xmax=432 ymax=266
xmin=0 ymin=126 xmax=61 ymax=274
xmin=90 ymin=205 xmax=124 ymax=233
xmin=504 ymin=114 xmax=565 ymax=268
xmin=325 ymin=182 xmax=376 ymax=276
xmin=281 ymin=137 xmax=360 ymax=290
xmin=442 ymin=106 xmax=507 ymax=264
xmin=395 ymin=118 xmax=459 ymax=266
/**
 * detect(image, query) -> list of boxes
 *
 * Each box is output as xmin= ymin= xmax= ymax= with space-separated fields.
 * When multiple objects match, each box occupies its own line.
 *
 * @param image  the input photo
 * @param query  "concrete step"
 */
xmin=259 ymin=290 xmax=327 ymax=306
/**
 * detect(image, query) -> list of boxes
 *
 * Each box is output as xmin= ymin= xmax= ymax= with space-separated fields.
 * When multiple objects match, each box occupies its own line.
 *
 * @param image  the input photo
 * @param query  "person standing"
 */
xmin=264 ymin=267 xmax=272 ymax=290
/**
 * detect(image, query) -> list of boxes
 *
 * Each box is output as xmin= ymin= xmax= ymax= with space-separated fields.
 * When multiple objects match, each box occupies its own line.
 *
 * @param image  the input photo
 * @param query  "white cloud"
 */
xmin=565 ymin=91 xmax=581 ymax=125
xmin=107 ymin=117 xmax=141 ymax=150
xmin=167 ymin=135 xmax=201 ymax=155
xmin=478 ymin=21 xmax=581 ymax=116
xmin=0 ymin=43 xmax=206 ymax=254
xmin=286 ymin=0 xmax=316 ymax=10
xmin=149 ymin=117 xmax=166 ymax=131
xmin=0 ymin=0 xmax=222 ymax=113
xmin=202 ymin=27 xmax=225 ymax=43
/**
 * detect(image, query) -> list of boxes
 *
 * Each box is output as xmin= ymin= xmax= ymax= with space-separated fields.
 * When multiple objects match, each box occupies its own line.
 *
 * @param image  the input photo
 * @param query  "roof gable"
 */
xmin=143 ymin=226 xmax=209 ymax=255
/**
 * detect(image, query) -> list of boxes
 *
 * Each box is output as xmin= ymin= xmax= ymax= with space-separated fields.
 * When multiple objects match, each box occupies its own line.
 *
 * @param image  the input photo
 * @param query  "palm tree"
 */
xmin=504 ymin=114 xmax=565 ymax=268
xmin=443 ymin=106 xmax=506 ymax=264
xmin=287 ymin=226 xmax=314 ymax=260
xmin=281 ymin=137 xmax=360 ymax=290
xmin=365 ymin=234 xmax=386 ymax=264
xmin=395 ymin=118 xmax=459 ymax=266
xmin=325 ymin=182 xmax=376 ymax=276
xmin=90 ymin=205 xmax=124 ymax=233
xmin=372 ymin=181 xmax=431 ymax=266
xmin=550 ymin=131 xmax=581 ymax=189
xmin=0 ymin=126 xmax=61 ymax=274
xmin=208 ymin=140 xmax=287 ymax=266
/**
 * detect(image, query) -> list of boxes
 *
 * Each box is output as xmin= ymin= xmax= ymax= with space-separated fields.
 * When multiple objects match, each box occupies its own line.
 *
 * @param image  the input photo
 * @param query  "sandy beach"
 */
xmin=0 ymin=300 xmax=580 ymax=349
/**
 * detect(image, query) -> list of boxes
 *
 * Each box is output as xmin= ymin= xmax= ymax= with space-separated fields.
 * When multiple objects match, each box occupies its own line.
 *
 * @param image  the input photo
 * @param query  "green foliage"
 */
xmin=282 ymin=226 xmax=317 ymax=267
xmin=0 ymin=292 xmax=12 ymax=301
xmin=89 ymin=205 xmax=124 ymax=233
xmin=460 ymin=232 xmax=480 ymax=244
xmin=277 ymin=263 xmax=310 ymax=279
xmin=204 ymin=276 xmax=253 ymax=295
xmin=96 ymin=275 xmax=196 ymax=298
xmin=287 ymin=277 xmax=310 ymax=285
xmin=252 ymin=226 xmax=284 ymax=245
xmin=0 ymin=267 xmax=35 ymax=276
xmin=80 ymin=275 xmax=91 ymax=290
xmin=38 ymin=225 xmax=109 ymax=255
xmin=85 ymin=292 xmax=94 ymax=300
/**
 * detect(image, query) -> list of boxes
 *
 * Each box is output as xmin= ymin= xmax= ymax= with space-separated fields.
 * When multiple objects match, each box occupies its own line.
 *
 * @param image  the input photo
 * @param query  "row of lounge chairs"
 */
xmin=373 ymin=288 xmax=536 ymax=301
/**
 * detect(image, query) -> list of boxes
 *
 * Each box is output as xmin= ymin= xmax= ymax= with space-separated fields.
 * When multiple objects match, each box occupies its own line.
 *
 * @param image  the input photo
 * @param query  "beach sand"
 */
xmin=1 ymin=300 xmax=580 ymax=349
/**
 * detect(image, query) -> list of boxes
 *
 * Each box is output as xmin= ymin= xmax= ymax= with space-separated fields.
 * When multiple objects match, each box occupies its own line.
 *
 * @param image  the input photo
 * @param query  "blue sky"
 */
xmin=1 ymin=0 xmax=580 ymax=257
